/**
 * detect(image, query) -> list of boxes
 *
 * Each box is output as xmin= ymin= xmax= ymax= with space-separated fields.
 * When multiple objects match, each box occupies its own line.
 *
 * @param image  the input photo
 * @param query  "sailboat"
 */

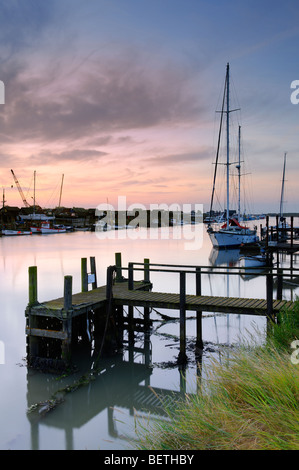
xmin=207 ymin=63 xmax=258 ymax=248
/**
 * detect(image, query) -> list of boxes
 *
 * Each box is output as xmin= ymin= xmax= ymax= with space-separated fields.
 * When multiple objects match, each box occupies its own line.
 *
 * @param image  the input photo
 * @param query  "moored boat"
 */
xmin=206 ymin=63 xmax=258 ymax=249
xmin=2 ymin=229 xmax=32 ymax=236
xmin=31 ymin=222 xmax=66 ymax=234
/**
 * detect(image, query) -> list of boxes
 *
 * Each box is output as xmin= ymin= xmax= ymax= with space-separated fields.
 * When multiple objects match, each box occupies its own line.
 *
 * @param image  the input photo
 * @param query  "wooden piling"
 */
xmin=128 ymin=262 xmax=134 ymax=290
xmin=81 ymin=258 xmax=88 ymax=292
xmin=266 ymin=215 xmax=269 ymax=247
xmin=266 ymin=273 xmax=274 ymax=322
xmin=28 ymin=266 xmax=38 ymax=306
xmin=144 ymin=258 xmax=150 ymax=283
xmin=277 ymin=268 xmax=283 ymax=301
xmin=115 ymin=252 xmax=123 ymax=282
xmin=90 ymin=256 xmax=97 ymax=289
xmin=195 ymin=267 xmax=201 ymax=296
xmin=63 ymin=275 xmax=73 ymax=314
xmin=195 ymin=267 xmax=203 ymax=351
xmin=178 ymin=271 xmax=187 ymax=364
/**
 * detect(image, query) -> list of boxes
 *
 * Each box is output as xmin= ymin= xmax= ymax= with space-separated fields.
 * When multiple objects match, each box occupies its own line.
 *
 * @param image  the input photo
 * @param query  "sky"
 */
xmin=0 ymin=0 xmax=298 ymax=213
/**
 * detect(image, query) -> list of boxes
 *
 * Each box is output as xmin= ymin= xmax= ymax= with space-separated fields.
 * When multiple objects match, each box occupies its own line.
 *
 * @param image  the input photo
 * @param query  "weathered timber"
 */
xmin=25 ymin=255 xmax=296 ymax=371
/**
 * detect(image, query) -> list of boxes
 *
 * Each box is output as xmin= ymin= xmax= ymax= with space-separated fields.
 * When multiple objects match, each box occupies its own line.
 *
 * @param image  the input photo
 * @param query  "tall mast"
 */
xmin=279 ymin=153 xmax=287 ymax=220
xmin=33 ymin=170 xmax=36 ymax=215
xmin=226 ymin=63 xmax=230 ymax=228
xmin=237 ymin=125 xmax=241 ymax=220
xmin=59 ymin=174 xmax=64 ymax=208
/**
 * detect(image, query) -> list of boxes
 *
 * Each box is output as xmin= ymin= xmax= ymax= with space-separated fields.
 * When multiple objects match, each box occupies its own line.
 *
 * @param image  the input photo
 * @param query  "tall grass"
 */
xmin=134 ymin=301 xmax=299 ymax=450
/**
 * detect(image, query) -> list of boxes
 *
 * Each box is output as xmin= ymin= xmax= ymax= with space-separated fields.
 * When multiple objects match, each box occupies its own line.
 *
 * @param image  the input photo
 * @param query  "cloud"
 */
xmin=0 ymin=47 xmax=202 ymax=148
xmin=29 ymin=149 xmax=108 ymax=165
xmin=145 ymin=148 xmax=213 ymax=166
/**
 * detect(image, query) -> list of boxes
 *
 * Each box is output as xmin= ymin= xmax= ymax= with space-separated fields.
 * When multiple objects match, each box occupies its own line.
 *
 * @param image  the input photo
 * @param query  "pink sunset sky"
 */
xmin=0 ymin=0 xmax=299 ymax=214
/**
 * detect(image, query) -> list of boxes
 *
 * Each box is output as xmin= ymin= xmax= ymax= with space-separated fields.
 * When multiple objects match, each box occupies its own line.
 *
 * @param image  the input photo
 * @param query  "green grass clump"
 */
xmin=134 ymin=301 xmax=299 ymax=450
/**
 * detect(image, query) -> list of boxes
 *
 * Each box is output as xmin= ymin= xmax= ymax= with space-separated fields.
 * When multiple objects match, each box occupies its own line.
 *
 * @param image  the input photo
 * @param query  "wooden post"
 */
xmin=90 ymin=256 xmax=97 ymax=289
xmin=195 ymin=267 xmax=203 ymax=350
xmin=178 ymin=271 xmax=187 ymax=364
xmin=81 ymin=258 xmax=88 ymax=292
xmin=291 ymin=216 xmax=294 ymax=248
xmin=106 ymin=265 xmax=115 ymax=301
xmin=61 ymin=275 xmax=73 ymax=365
xmin=63 ymin=276 xmax=73 ymax=313
xmin=196 ymin=311 xmax=203 ymax=351
xmin=144 ymin=258 xmax=150 ymax=283
xmin=128 ymin=262 xmax=134 ymax=290
xmin=266 ymin=215 xmax=269 ymax=247
xmin=28 ymin=266 xmax=38 ymax=306
xmin=266 ymin=272 xmax=274 ymax=322
xmin=61 ymin=317 xmax=72 ymax=366
xmin=277 ymin=268 xmax=283 ymax=301
xmin=195 ymin=267 xmax=201 ymax=296
xmin=115 ymin=252 xmax=123 ymax=282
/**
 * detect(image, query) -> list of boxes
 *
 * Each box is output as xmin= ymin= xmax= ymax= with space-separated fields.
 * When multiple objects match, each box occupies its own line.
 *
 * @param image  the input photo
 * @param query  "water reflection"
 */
xmin=26 ymin=322 xmax=200 ymax=450
xmin=1 ymin=221 xmax=299 ymax=449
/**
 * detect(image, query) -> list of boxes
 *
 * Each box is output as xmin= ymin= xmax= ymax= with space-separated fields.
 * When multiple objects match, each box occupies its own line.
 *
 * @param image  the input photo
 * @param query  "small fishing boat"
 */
xmin=2 ymin=229 xmax=32 ymax=236
xmin=31 ymin=222 xmax=66 ymax=234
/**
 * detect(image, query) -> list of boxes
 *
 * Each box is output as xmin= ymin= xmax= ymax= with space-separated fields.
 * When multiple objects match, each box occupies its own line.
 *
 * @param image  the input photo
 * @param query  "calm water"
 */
xmin=0 ymin=220 xmax=298 ymax=450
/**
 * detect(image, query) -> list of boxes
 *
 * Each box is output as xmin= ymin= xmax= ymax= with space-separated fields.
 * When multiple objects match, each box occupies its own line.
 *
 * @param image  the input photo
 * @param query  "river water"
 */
xmin=0 ymin=220 xmax=298 ymax=450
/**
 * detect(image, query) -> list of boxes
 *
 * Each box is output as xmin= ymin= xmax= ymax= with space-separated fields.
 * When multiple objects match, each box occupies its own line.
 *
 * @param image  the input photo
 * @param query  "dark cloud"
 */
xmin=0 ymin=49 xmax=202 ymax=146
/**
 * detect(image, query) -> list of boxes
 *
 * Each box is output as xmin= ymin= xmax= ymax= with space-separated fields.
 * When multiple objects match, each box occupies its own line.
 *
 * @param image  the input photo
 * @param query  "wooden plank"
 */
xmin=26 ymin=327 xmax=67 ymax=340
xmin=28 ymin=279 xmax=294 ymax=320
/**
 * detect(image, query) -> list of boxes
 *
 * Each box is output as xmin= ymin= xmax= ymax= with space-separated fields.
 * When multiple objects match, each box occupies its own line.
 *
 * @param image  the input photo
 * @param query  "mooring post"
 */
xmin=195 ymin=267 xmax=202 ymax=296
xmin=115 ymin=252 xmax=123 ymax=282
xmin=196 ymin=311 xmax=203 ymax=351
xmin=81 ymin=257 xmax=88 ymax=292
xmin=90 ymin=256 xmax=97 ymax=289
xmin=144 ymin=258 xmax=150 ymax=283
xmin=128 ymin=262 xmax=134 ymax=290
xmin=28 ymin=266 xmax=38 ymax=306
xmin=106 ymin=265 xmax=115 ymax=301
xmin=63 ymin=275 xmax=73 ymax=314
xmin=178 ymin=271 xmax=187 ymax=364
xmin=195 ymin=267 xmax=203 ymax=350
xmin=291 ymin=216 xmax=294 ymax=248
xmin=277 ymin=268 xmax=283 ymax=301
xmin=266 ymin=272 xmax=274 ymax=321
xmin=61 ymin=275 xmax=73 ymax=366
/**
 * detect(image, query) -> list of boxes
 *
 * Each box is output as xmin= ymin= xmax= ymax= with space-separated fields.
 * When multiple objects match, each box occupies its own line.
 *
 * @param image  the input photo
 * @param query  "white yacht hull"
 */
xmin=208 ymin=228 xmax=258 ymax=248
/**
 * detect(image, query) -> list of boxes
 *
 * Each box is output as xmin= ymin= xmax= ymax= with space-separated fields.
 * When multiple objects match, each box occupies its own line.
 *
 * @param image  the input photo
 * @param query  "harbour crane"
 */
xmin=10 ymin=169 xmax=31 ymax=207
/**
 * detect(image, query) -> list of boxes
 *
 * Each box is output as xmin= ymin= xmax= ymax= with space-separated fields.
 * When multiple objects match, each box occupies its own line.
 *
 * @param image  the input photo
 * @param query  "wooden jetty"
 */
xmin=25 ymin=252 xmax=296 ymax=371
xmin=262 ymin=215 xmax=299 ymax=252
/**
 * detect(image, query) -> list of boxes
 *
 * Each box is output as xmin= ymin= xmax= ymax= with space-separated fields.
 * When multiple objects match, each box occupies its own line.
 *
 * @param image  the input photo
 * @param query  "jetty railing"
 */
xmin=117 ymin=259 xmax=299 ymax=317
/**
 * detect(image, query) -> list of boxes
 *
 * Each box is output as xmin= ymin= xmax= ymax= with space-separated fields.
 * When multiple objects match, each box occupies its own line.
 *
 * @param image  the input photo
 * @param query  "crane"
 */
xmin=10 ymin=169 xmax=31 ymax=207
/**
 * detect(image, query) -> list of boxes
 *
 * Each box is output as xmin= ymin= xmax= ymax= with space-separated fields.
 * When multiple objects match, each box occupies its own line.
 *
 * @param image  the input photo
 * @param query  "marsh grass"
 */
xmin=134 ymin=301 xmax=299 ymax=450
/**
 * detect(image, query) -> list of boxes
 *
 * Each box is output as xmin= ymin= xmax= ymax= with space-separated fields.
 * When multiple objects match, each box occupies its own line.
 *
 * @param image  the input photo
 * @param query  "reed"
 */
xmin=134 ymin=301 xmax=299 ymax=450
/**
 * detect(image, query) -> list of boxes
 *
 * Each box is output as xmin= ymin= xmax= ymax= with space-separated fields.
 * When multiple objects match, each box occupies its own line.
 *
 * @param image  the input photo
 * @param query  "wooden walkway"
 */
xmin=25 ymin=255 xmax=297 ymax=370
xmin=28 ymin=278 xmax=293 ymax=318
